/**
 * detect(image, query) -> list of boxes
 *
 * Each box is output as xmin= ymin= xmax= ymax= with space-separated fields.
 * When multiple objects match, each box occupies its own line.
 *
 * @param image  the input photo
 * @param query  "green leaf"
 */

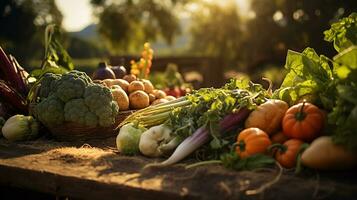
xmin=324 ymin=13 xmax=357 ymax=52
xmin=333 ymin=46 xmax=357 ymax=69
xmin=274 ymin=48 xmax=332 ymax=106
xmin=221 ymin=153 xmax=275 ymax=171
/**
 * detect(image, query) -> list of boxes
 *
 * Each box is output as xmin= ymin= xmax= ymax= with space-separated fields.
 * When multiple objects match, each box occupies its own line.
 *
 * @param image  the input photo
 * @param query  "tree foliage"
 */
xmin=0 ymin=0 xmax=63 ymax=64
xmin=243 ymin=0 xmax=357 ymax=69
xmin=91 ymin=0 xmax=188 ymax=54
xmin=189 ymin=1 xmax=242 ymax=63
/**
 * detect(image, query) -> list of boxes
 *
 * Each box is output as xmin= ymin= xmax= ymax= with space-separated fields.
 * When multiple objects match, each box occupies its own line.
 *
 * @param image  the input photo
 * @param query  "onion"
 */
xmin=111 ymin=65 xmax=127 ymax=79
xmin=92 ymin=62 xmax=116 ymax=80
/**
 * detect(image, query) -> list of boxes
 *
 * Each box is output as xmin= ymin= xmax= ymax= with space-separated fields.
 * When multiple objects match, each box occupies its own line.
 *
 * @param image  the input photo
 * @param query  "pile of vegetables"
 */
xmin=116 ymin=12 xmax=357 ymax=172
xmin=33 ymin=70 xmax=119 ymax=128
xmin=103 ymin=75 xmax=176 ymax=111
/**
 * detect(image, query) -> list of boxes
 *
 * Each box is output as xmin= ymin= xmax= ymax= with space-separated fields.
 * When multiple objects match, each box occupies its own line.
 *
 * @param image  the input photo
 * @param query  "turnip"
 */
xmin=301 ymin=136 xmax=357 ymax=170
xmin=139 ymin=124 xmax=179 ymax=157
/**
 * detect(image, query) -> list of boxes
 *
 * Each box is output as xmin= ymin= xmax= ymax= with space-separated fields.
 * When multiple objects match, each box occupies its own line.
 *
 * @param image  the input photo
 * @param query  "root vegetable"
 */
xmin=245 ymin=99 xmax=288 ymax=135
xmin=2 ymin=115 xmax=39 ymax=141
xmin=116 ymin=123 xmax=147 ymax=155
xmin=111 ymin=86 xmax=129 ymax=111
xmin=112 ymin=79 xmax=129 ymax=93
xmin=139 ymin=124 xmax=178 ymax=157
xmin=128 ymin=80 xmax=145 ymax=93
xmin=129 ymin=91 xmax=150 ymax=109
xmin=151 ymin=98 xmax=168 ymax=106
xmin=165 ymin=95 xmax=176 ymax=101
xmin=142 ymin=79 xmax=154 ymax=94
xmin=103 ymin=79 xmax=114 ymax=87
xmin=153 ymin=89 xmax=166 ymax=99
xmin=123 ymin=74 xmax=137 ymax=83
xmin=301 ymin=136 xmax=357 ymax=170
xmin=148 ymin=93 xmax=156 ymax=103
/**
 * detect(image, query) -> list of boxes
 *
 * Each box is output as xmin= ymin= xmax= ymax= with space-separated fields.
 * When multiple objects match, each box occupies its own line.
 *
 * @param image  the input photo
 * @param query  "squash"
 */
xmin=282 ymin=102 xmax=324 ymax=142
xmin=301 ymin=136 xmax=357 ymax=170
xmin=271 ymin=131 xmax=289 ymax=144
xmin=245 ymin=99 xmax=289 ymax=135
xmin=236 ymin=128 xmax=272 ymax=158
xmin=272 ymin=139 xmax=305 ymax=168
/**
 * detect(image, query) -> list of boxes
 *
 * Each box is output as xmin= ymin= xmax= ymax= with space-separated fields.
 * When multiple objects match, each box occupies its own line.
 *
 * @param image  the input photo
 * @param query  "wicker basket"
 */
xmin=48 ymin=110 xmax=135 ymax=141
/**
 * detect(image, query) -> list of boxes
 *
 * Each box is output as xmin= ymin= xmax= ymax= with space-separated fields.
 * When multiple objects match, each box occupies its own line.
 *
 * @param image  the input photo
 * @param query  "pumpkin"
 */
xmin=236 ymin=128 xmax=272 ymax=158
xmin=282 ymin=102 xmax=324 ymax=142
xmin=272 ymin=139 xmax=305 ymax=168
xmin=271 ymin=131 xmax=289 ymax=144
xmin=245 ymin=99 xmax=289 ymax=135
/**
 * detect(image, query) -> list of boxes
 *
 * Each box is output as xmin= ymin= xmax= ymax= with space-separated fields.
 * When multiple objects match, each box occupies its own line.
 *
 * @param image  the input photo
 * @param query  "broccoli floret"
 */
xmin=35 ymin=96 xmax=64 ymax=127
xmin=67 ymin=70 xmax=93 ymax=85
xmin=38 ymin=73 xmax=61 ymax=99
xmin=55 ymin=70 xmax=91 ymax=102
xmin=64 ymin=99 xmax=98 ymax=127
xmin=84 ymin=84 xmax=112 ymax=110
xmin=84 ymin=84 xmax=119 ymax=127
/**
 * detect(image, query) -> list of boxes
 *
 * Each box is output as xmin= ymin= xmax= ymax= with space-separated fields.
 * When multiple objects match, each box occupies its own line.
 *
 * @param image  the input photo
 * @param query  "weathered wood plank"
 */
xmin=0 ymin=138 xmax=356 ymax=200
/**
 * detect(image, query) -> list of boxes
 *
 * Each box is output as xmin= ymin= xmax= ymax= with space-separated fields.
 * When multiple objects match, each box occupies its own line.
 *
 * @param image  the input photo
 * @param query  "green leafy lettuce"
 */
xmin=275 ymin=13 xmax=357 ymax=152
xmin=324 ymin=12 xmax=357 ymax=53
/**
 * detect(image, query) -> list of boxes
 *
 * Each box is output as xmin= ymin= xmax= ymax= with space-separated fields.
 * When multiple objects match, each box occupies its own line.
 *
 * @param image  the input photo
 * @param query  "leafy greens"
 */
xmin=275 ymin=13 xmax=357 ymax=152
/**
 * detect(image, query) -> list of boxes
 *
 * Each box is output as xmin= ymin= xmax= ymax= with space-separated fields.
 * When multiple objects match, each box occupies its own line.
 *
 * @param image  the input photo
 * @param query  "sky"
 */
xmin=55 ymin=0 xmax=93 ymax=32
xmin=55 ymin=0 xmax=250 ymax=32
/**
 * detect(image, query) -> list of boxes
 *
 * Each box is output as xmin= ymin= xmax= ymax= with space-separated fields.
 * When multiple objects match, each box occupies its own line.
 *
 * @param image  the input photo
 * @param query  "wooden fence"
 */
xmin=109 ymin=56 xmax=225 ymax=88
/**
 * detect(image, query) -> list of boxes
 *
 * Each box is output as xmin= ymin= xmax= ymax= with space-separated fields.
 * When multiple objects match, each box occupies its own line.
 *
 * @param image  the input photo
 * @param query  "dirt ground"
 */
xmin=0 ymin=136 xmax=356 ymax=200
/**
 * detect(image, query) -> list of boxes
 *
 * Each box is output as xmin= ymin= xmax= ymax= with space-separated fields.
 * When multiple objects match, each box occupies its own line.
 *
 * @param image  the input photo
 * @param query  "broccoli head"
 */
xmin=35 ymin=95 xmax=64 ymax=127
xmin=84 ymin=84 xmax=119 ymax=127
xmin=64 ymin=99 xmax=98 ymax=127
xmin=38 ymin=73 xmax=61 ymax=99
xmin=55 ymin=70 xmax=92 ymax=102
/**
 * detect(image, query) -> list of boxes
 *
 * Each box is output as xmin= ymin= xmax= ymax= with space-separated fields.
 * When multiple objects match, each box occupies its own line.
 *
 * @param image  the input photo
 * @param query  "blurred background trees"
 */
xmin=0 ymin=0 xmax=62 ymax=64
xmin=0 ymin=0 xmax=356 ymax=81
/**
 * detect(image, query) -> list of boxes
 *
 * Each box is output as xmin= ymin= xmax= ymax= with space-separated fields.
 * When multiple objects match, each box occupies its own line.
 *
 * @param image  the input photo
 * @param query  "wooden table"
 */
xmin=0 ymin=138 xmax=356 ymax=200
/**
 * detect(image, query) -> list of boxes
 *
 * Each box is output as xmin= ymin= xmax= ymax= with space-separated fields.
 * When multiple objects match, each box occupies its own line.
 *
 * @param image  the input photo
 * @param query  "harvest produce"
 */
xmin=301 ymin=136 xmax=357 ymax=170
xmin=116 ymin=123 xmax=147 ymax=155
xmin=236 ymin=128 xmax=272 ymax=159
xmin=111 ymin=86 xmax=129 ymax=111
xmin=282 ymin=102 xmax=324 ymax=142
xmin=34 ymin=70 xmax=119 ymax=128
xmin=139 ymin=124 xmax=176 ymax=157
xmin=270 ymin=139 xmax=305 ymax=168
xmin=245 ymin=100 xmax=288 ymax=135
xmin=111 ymin=65 xmax=127 ymax=79
xmin=115 ymin=13 xmax=357 ymax=174
xmin=92 ymin=62 xmax=116 ymax=80
xmin=2 ymin=115 xmax=39 ymax=141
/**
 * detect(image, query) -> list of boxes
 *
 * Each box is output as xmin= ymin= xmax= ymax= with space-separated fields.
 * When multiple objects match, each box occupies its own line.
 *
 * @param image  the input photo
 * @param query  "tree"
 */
xmin=91 ymin=0 xmax=189 ymax=54
xmin=0 ymin=0 xmax=63 ymax=65
xmin=244 ymin=0 xmax=357 ymax=70
xmin=189 ymin=1 xmax=243 ymax=65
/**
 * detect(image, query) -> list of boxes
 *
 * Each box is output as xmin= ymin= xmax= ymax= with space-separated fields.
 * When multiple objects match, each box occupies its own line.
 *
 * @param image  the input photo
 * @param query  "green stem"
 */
xmin=295 ymin=100 xmax=307 ymax=121
xmin=295 ymin=143 xmax=309 ymax=174
xmin=185 ymin=160 xmax=222 ymax=169
xmin=267 ymin=143 xmax=287 ymax=156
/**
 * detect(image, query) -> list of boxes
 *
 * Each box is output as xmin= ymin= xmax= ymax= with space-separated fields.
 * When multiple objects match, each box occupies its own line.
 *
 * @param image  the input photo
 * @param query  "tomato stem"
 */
xmin=268 ymin=143 xmax=287 ymax=156
xmin=295 ymin=100 xmax=307 ymax=121
xmin=238 ymin=141 xmax=245 ymax=152
xmin=295 ymin=143 xmax=309 ymax=174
